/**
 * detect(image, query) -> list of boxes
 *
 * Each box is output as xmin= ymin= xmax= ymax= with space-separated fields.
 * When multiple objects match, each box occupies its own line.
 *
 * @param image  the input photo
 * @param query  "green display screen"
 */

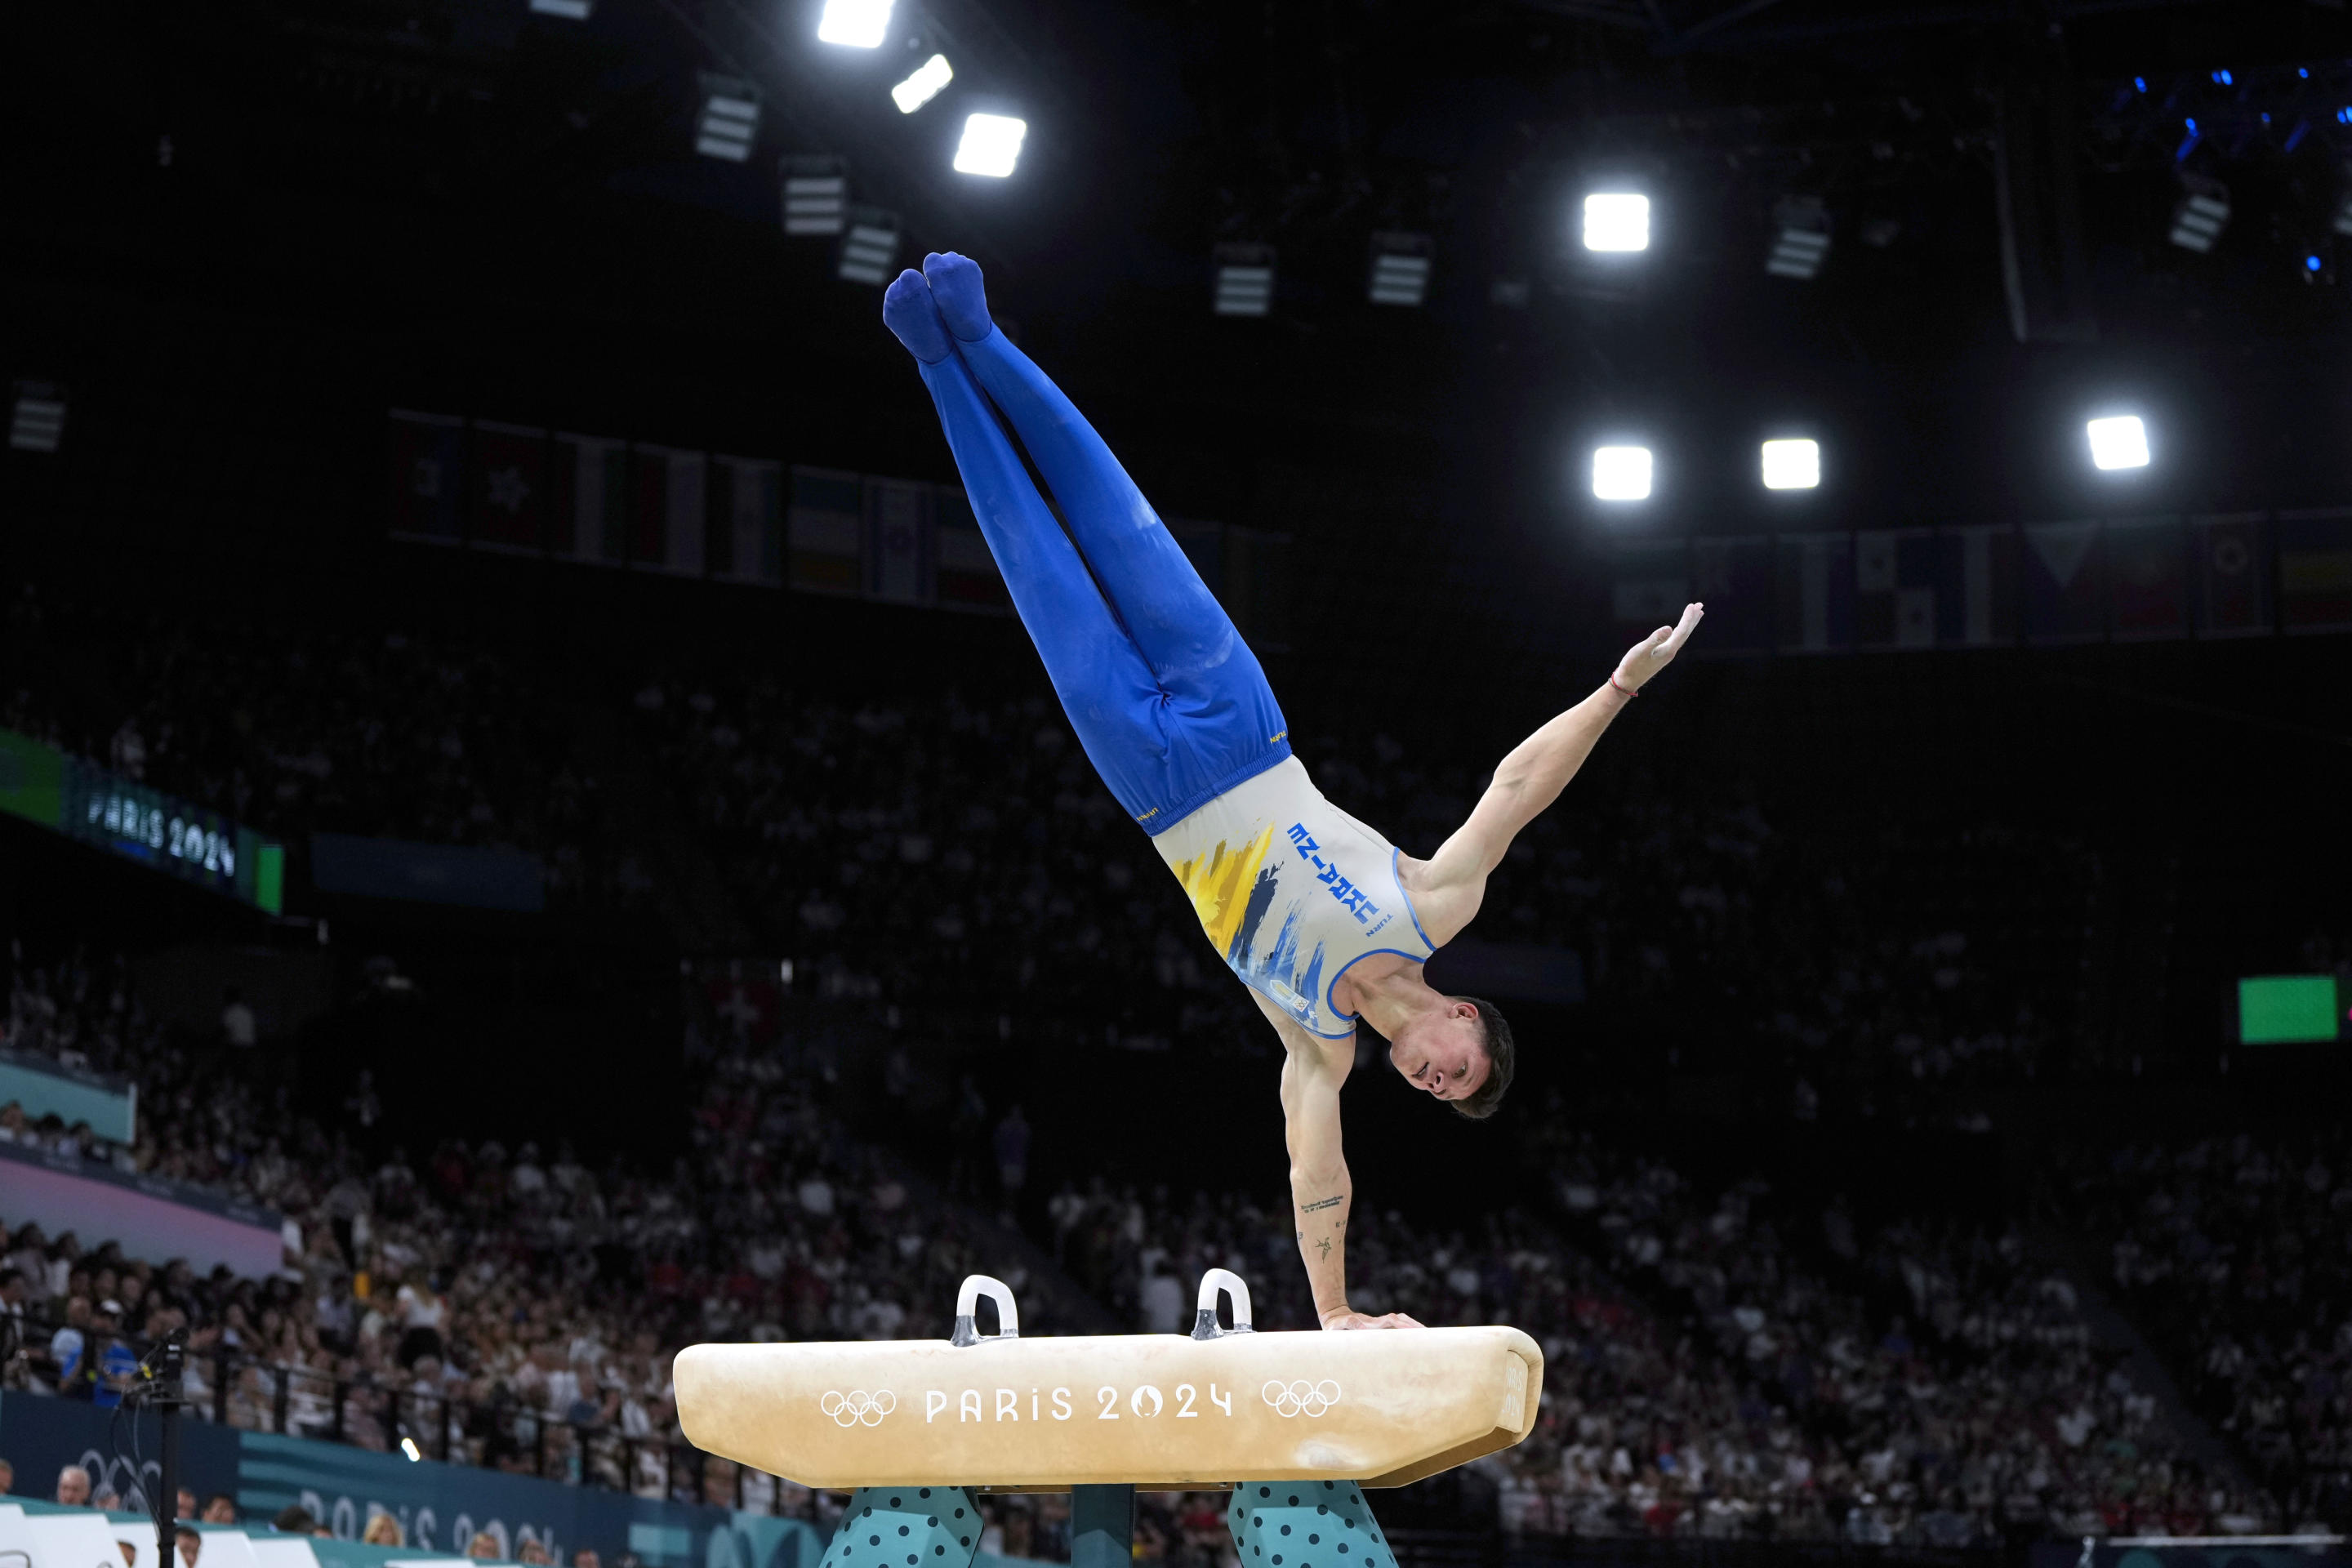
xmin=2238 ymin=976 xmax=2343 ymax=1045
xmin=0 ymin=726 xmax=283 ymax=915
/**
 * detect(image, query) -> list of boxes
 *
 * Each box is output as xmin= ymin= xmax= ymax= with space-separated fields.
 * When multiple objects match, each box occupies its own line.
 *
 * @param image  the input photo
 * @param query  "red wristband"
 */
xmin=1609 ymin=672 xmax=1638 ymax=697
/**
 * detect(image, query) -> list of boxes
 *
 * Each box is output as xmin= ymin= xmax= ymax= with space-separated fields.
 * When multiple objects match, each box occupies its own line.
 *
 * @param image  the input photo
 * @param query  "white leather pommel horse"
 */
xmin=675 ymin=1272 xmax=1543 ymax=1568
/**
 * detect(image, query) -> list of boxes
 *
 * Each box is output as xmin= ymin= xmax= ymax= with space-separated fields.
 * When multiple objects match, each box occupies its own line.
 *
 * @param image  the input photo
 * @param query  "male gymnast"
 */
xmin=884 ymin=254 xmax=1704 ymax=1330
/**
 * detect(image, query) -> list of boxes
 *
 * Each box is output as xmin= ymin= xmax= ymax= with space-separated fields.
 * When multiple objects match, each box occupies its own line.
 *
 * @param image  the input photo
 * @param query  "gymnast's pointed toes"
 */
xmin=882 ymin=269 xmax=953 ymax=364
xmin=923 ymin=250 xmax=994 ymax=342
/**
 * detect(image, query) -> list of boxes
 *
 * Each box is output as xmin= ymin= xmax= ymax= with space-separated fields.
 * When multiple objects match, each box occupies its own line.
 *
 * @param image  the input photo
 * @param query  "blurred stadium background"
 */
xmin=2 ymin=0 xmax=2351 ymax=1566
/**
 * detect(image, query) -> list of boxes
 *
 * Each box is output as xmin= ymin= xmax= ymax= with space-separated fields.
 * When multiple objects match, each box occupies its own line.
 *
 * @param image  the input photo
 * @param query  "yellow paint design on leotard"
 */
xmin=1168 ymin=822 xmax=1276 ymax=957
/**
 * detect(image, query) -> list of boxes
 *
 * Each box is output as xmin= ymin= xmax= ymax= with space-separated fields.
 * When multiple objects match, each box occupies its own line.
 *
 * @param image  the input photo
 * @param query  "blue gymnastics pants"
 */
xmin=915 ymin=329 xmax=1292 ymax=834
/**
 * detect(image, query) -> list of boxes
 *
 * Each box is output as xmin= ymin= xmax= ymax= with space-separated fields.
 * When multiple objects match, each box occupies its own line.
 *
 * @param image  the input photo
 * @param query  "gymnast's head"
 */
xmin=1387 ymin=995 xmax=1515 ymax=1120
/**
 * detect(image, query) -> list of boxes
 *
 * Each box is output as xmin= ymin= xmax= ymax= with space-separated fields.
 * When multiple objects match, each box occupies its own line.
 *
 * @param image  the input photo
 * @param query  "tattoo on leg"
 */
xmin=1299 ymin=1196 xmax=1344 ymax=1214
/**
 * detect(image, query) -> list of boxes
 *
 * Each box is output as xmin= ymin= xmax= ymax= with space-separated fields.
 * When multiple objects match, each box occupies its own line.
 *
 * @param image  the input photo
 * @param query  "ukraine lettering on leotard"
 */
xmin=1152 ymin=758 xmax=1432 ymax=1040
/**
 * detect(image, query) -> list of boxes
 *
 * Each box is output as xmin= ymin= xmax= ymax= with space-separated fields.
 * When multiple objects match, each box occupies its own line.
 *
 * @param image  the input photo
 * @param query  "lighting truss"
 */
xmin=1212 ymin=243 xmax=1276 ymax=317
xmin=8 ymin=382 xmax=65 ymax=453
xmin=2168 ymin=172 xmax=2230 ymax=252
xmin=695 ymin=74 xmax=761 ymax=163
xmin=782 ymin=155 xmax=849 ymax=236
xmin=1367 ymin=233 xmax=1434 ymax=307
xmin=1766 ymin=197 xmax=1832 ymax=279
xmin=839 ymin=207 xmax=902 ymax=286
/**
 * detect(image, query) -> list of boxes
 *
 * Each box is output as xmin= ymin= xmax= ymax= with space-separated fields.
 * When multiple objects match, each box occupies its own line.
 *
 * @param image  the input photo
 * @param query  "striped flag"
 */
xmin=2105 ymin=515 xmax=2188 ymax=641
xmin=2189 ymin=513 xmax=2271 ymax=638
xmin=469 ymin=421 xmax=546 ymax=555
xmin=1774 ymin=532 xmax=1854 ymax=654
xmin=1854 ymin=529 xmax=1939 ymax=649
xmin=710 ymin=456 xmax=783 ymax=587
xmin=2277 ymin=506 xmax=2352 ymax=635
xmin=386 ymin=410 xmax=465 ymax=543
xmin=789 ymin=466 xmax=864 ymax=595
xmin=863 ymin=477 xmax=933 ymax=605
xmin=2022 ymin=520 xmax=2105 ymax=644
xmin=630 ymin=445 xmax=706 ymax=576
xmin=1936 ymin=524 xmax=2020 ymax=647
xmin=933 ymin=487 xmax=1009 ymax=612
xmin=550 ymin=433 xmax=628 ymax=566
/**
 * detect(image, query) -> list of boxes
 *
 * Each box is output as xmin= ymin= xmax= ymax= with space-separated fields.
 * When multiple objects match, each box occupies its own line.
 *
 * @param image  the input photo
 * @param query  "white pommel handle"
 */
xmin=1192 ymin=1267 xmax=1254 ymax=1339
xmin=951 ymin=1274 xmax=1019 ymax=1346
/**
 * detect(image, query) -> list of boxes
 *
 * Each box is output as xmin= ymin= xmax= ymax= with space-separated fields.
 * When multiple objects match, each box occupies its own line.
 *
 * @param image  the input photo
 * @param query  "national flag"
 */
xmin=1936 ymin=524 xmax=2020 ymax=647
xmin=469 ymin=421 xmax=546 ymax=555
xmin=387 ymin=410 xmax=464 ymax=543
xmin=1610 ymin=537 xmax=1688 ymax=626
xmin=933 ymin=487 xmax=1009 ymax=613
xmin=2277 ymin=506 xmax=2352 ymax=635
xmin=1774 ymin=533 xmax=1854 ymax=654
xmin=863 ymin=477 xmax=933 ymax=605
xmin=1854 ymin=528 xmax=1939 ymax=649
xmin=2189 ymin=513 xmax=2271 ymax=639
xmin=709 ymin=456 xmax=783 ymax=587
xmin=2104 ymin=514 xmax=2187 ymax=641
xmin=2021 ymin=519 xmax=2104 ymax=644
xmin=550 ymin=433 xmax=628 ymax=566
xmin=1690 ymin=536 xmax=1771 ymax=653
xmin=630 ymin=444 xmax=706 ymax=577
xmin=789 ymin=466 xmax=864 ymax=595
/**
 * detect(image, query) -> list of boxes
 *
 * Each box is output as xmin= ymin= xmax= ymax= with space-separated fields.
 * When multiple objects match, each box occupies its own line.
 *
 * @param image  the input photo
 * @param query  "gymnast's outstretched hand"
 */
xmin=1321 ymin=1308 xmax=1427 ymax=1331
xmin=1613 ymin=601 xmax=1705 ymax=693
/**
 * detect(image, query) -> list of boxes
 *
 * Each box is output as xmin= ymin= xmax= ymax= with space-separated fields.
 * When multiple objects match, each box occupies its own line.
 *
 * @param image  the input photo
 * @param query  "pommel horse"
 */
xmin=676 ymin=1271 xmax=1543 ymax=1568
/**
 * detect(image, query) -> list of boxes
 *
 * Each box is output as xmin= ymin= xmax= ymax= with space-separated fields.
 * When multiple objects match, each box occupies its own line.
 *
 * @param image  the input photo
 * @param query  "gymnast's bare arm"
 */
xmin=1250 ymin=989 xmax=1424 ymax=1331
xmin=1405 ymin=604 xmax=1705 ymax=944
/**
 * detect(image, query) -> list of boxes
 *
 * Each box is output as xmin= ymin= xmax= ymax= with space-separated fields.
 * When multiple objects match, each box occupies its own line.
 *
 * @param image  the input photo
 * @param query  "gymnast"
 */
xmin=884 ymin=255 xmax=1703 ymax=1330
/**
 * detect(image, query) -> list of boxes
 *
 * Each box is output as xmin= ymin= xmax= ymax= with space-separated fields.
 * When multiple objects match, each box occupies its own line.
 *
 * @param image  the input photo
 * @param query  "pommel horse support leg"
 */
xmin=686 ymin=1271 xmax=1535 ymax=1568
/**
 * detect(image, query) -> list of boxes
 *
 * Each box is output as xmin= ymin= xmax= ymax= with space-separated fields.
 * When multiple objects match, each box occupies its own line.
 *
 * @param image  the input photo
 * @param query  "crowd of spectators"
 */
xmin=2072 ymin=1127 xmax=2352 ymax=1530
xmin=3 ymin=584 xmax=2337 ymax=1554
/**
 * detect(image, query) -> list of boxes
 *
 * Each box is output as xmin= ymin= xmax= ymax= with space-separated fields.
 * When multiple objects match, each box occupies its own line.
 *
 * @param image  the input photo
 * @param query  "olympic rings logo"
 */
xmin=1262 ymin=1379 xmax=1342 ymax=1418
xmin=819 ymin=1390 xmax=896 ymax=1428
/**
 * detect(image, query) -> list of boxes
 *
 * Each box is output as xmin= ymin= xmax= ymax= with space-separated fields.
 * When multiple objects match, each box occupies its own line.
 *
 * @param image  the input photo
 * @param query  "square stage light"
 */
xmin=1583 ymin=193 xmax=1650 ymax=252
xmin=2087 ymin=416 xmax=2149 ymax=470
xmin=891 ymin=53 xmax=953 ymax=114
xmin=954 ymin=114 xmax=1027 ymax=177
xmin=1761 ymin=439 xmax=1820 ymax=490
xmin=817 ymin=0 xmax=894 ymax=47
xmin=1592 ymin=445 xmax=1653 ymax=501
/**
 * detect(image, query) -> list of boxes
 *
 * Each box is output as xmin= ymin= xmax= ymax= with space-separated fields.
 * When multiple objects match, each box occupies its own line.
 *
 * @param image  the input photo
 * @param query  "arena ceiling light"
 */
xmin=1766 ymin=197 xmax=1832 ymax=280
xmin=527 ymin=0 xmax=590 ymax=17
xmin=1213 ymin=243 xmax=1276 ymax=317
xmin=1591 ymin=445 xmax=1653 ymax=501
xmin=1367 ymin=232 xmax=1433 ymax=307
xmin=1582 ymin=193 xmax=1649 ymax=252
xmin=1760 ymin=439 xmax=1820 ymax=490
xmin=2168 ymin=173 xmax=2230 ymax=252
xmin=2087 ymin=415 xmax=2150 ymax=470
xmin=8 ymin=381 xmax=65 ymax=452
xmin=892 ymin=53 xmax=953 ymax=114
xmin=782 ymin=155 xmax=848 ymax=236
xmin=953 ymin=114 xmax=1027 ymax=177
xmin=817 ymin=0 xmax=894 ymax=47
xmin=694 ymin=74 xmax=760 ymax=162
xmin=838 ymin=207 xmax=902 ymax=285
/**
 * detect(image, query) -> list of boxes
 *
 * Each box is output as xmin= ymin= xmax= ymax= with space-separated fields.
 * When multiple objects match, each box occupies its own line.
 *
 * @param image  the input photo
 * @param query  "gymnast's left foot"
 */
xmin=882 ymin=269 xmax=952 ymax=364
xmin=923 ymin=251 xmax=995 ymax=343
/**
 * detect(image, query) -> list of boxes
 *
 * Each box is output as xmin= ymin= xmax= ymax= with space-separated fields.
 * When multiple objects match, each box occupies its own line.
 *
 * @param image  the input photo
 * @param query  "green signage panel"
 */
xmin=2238 ymin=975 xmax=2342 ymax=1045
